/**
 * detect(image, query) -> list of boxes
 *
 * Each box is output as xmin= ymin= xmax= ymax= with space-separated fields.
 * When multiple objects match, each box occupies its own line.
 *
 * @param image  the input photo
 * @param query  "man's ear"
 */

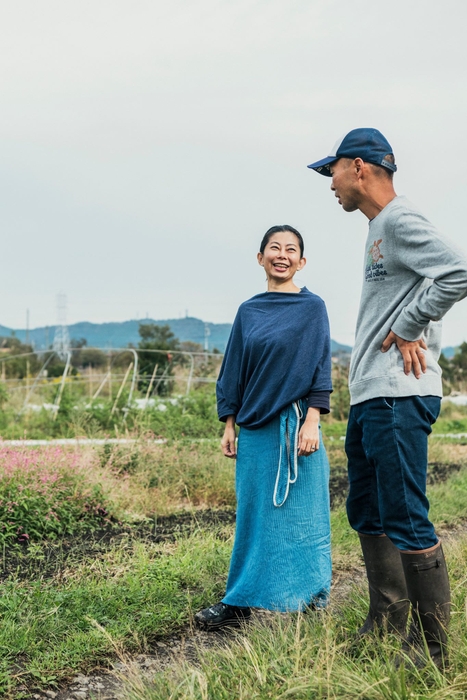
xmin=354 ymin=157 xmax=365 ymax=178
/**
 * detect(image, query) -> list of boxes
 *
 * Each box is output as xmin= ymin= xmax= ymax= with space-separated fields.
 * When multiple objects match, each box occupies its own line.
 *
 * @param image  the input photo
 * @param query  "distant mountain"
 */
xmin=330 ymin=339 xmax=352 ymax=356
xmin=442 ymin=346 xmax=456 ymax=359
xmin=1 ymin=318 xmax=230 ymax=353
xmin=3 ymin=318 xmax=461 ymax=358
xmin=0 ymin=317 xmax=353 ymax=355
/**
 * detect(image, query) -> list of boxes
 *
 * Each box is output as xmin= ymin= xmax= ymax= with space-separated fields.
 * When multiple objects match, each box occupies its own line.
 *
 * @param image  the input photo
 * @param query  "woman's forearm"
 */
xmin=225 ymin=415 xmax=236 ymax=428
xmin=304 ymin=406 xmax=320 ymax=424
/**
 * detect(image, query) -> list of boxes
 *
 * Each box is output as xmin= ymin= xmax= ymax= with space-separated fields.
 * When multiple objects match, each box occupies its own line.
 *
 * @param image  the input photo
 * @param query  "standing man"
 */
xmin=308 ymin=128 xmax=467 ymax=668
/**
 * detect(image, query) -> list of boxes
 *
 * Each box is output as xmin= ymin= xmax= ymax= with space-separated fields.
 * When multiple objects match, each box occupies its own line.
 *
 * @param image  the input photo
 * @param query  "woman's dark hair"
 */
xmin=259 ymin=225 xmax=304 ymax=257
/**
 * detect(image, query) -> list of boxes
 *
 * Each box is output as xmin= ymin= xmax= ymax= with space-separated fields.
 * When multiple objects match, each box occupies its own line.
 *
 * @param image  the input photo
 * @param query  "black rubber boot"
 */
xmin=358 ymin=533 xmax=409 ymax=636
xmin=400 ymin=541 xmax=450 ymax=669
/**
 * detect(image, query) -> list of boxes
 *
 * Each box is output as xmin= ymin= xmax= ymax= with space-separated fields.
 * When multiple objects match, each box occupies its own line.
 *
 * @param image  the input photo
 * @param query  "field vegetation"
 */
xmin=0 ymin=408 xmax=464 ymax=697
xmin=0 ymin=327 xmax=466 ymax=440
xmin=0 ymin=329 xmax=466 ymax=697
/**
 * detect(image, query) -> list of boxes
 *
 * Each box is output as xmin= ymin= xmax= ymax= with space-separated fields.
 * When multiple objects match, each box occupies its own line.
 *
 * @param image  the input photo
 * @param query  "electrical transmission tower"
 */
xmin=53 ymin=293 xmax=70 ymax=360
xmin=204 ymin=323 xmax=211 ymax=352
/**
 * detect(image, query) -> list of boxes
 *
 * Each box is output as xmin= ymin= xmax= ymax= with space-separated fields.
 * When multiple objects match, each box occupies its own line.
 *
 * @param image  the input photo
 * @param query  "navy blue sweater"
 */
xmin=217 ymin=287 xmax=332 ymax=429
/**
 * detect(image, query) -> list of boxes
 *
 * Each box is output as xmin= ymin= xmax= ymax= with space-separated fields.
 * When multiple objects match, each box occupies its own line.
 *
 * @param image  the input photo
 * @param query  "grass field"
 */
xmin=0 ymin=406 xmax=466 ymax=698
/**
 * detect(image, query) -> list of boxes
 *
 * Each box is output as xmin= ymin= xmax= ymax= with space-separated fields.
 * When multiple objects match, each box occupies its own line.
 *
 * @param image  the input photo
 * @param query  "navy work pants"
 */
xmin=345 ymin=396 xmax=440 ymax=551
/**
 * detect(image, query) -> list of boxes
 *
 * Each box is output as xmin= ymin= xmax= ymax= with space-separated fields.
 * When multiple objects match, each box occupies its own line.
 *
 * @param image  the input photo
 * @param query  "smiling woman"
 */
xmin=257 ymin=225 xmax=305 ymax=292
xmin=194 ymin=225 xmax=333 ymax=630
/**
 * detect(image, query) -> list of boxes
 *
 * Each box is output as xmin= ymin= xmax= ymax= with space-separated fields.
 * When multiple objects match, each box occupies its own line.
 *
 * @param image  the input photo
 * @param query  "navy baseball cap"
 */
xmin=307 ymin=128 xmax=397 ymax=176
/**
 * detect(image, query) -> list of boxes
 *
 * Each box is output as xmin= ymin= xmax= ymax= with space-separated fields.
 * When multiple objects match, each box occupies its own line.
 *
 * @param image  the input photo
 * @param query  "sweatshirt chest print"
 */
xmin=365 ymin=239 xmax=388 ymax=281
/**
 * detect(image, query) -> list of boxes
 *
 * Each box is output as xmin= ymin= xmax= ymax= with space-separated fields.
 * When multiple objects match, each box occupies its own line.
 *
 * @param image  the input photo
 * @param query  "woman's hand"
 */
xmin=221 ymin=416 xmax=237 ymax=458
xmin=298 ymin=407 xmax=320 ymax=456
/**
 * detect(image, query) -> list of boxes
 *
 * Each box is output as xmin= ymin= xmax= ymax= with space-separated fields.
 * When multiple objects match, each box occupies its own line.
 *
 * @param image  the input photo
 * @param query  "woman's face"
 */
xmin=257 ymin=230 xmax=305 ymax=284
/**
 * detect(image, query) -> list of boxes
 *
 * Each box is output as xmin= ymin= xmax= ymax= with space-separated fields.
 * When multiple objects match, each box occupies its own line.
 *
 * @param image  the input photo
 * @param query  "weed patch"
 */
xmin=0 ymin=446 xmax=116 ymax=546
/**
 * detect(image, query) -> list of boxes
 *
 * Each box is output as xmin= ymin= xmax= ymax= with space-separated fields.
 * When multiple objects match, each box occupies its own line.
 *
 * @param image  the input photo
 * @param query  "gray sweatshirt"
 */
xmin=349 ymin=195 xmax=467 ymax=405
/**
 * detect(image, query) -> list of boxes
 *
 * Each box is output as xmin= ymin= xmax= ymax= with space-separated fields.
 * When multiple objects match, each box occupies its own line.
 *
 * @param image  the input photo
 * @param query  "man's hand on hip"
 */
xmin=381 ymin=331 xmax=427 ymax=378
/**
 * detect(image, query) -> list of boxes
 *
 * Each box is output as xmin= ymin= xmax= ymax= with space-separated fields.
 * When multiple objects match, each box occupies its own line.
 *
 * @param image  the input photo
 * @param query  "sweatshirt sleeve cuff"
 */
xmin=391 ymin=314 xmax=427 ymax=341
xmin=306 ymin=390 xmax=331 ymax=414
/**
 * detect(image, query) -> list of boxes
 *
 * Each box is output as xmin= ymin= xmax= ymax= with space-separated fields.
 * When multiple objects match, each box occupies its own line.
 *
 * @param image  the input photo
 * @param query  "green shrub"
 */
xmin=0 ymin=446 xmax=115 ymax=545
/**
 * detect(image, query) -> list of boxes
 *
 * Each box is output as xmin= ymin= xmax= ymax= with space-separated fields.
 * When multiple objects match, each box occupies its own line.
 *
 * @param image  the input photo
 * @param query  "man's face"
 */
xmin=329 ymin=158 xmax=360 ymax=212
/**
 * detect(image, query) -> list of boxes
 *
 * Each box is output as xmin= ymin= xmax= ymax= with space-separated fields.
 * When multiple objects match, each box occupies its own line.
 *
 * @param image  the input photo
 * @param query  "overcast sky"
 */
xmin=1 ymin=0 xmax=466 ymax=347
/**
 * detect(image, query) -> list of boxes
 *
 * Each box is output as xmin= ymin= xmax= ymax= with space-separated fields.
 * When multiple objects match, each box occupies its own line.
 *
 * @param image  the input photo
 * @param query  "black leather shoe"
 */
xmin=194 ymin=602 xmax=251 ymax=630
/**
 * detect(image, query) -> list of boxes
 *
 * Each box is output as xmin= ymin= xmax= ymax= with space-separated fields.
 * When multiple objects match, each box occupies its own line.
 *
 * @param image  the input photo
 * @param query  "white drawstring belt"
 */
xmin=273 ymin=401 xmax=303 ymax=507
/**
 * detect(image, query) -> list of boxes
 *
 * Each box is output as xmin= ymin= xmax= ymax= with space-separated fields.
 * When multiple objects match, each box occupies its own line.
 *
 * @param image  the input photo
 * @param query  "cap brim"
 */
xmin=306 ymin=155 xmax=336 ymax=176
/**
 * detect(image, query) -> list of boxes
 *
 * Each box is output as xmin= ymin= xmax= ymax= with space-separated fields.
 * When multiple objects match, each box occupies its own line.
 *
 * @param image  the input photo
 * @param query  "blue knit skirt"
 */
xmin=222 ymin=404 xmax=332 ymax=612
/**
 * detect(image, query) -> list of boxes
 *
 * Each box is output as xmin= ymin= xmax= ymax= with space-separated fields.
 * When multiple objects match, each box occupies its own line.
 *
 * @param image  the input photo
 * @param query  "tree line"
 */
xmin=438 ymin=343 xmax=467 ymax=394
